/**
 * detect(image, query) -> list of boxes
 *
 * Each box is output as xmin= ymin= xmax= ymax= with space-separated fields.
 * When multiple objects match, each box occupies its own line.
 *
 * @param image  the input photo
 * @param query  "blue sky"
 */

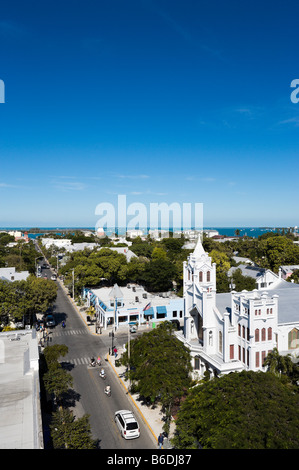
xmin=0 ymin=0 xmax=298 ymax=228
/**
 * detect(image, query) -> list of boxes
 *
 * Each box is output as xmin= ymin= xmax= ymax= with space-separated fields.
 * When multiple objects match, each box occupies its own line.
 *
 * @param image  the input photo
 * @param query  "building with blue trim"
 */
xmin=83 ymin=283 xmax=184 ymax=330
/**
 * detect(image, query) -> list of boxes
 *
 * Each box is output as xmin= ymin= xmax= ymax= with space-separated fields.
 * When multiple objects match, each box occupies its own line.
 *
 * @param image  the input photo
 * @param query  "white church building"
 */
xmin=176 ymin=236 xmax=299 ymax=379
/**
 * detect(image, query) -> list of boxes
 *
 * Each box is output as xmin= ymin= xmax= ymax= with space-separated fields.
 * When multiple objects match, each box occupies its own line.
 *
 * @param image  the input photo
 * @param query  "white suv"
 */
xmin=114 ymin=410 xmax=140 ymax=439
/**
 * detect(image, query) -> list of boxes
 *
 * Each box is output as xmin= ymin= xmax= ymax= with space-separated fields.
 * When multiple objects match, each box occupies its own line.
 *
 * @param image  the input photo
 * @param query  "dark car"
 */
xmin=45 ymin=314 xmax=55 ymax=327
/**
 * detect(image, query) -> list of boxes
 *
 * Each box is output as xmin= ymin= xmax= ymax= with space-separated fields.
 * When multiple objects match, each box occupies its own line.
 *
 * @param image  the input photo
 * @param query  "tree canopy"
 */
xmin=173 ymin=370 xmax=299 ymax=449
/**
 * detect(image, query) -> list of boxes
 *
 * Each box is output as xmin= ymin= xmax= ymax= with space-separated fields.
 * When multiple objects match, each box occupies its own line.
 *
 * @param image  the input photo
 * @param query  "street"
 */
xmin=41 ymin=263 xmax=156 ymax=449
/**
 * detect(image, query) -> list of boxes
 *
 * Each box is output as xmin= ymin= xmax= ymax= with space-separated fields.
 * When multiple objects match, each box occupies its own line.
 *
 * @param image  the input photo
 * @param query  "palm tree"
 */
xmin=263 ymin=347 xmax=294 ymax=377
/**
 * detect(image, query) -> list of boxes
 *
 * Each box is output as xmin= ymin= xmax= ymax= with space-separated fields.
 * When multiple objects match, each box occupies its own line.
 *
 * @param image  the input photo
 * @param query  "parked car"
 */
xmin=51 ymin=274 xmax=57 ymax=281
xmin=129 ymin=325 xmax=137 ymax=333
xmin=45 ymin=314 xmax=55 ymax=327
xmin=114 ymin=410 xmax=140 ymax=439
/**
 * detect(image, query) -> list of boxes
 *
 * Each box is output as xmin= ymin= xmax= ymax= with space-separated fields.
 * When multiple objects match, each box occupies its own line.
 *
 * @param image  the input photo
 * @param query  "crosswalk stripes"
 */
xmin=62 ymin=357 xmax=91 ymax=366
xmin=52 ymin=328 xmax=87 ymax=337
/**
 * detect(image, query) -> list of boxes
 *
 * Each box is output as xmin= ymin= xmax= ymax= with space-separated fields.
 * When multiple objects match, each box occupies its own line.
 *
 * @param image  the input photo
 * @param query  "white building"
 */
xmin=83 ymin=283 xmax=183 ymax=330
xmin=0 ymin=267 xmax=30 ymax=282
xmin=177 ymin=236 xmax=299 ymax=379
xmin=228 ymin=264 xmax=288 ymax=290
xmin=41 ymin=238 xmax=72 ymax=250
xmin=0 ymin=329 xmax=43 ymax=448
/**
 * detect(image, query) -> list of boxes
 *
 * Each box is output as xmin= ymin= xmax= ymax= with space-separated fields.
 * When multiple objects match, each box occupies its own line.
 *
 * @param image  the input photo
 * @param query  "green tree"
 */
xmin=173 ymin=371 xmax=299 ymax=449
xmin=141 ymin=258 xmax=176 ymax=292
xmin=120 ymin=322 xmax=192 ymax=434
xmin=43 ymin=344 xmax=73 ymax=404
xmin=50 ymin=408 xmax=96 ymax=449
xmin=43 ymin=366 xmax=74 ymax=403
xmin=263 ymin=347 xmax=294 ymax=378
xmin=230 ymin=268 xmax=256 ymax=291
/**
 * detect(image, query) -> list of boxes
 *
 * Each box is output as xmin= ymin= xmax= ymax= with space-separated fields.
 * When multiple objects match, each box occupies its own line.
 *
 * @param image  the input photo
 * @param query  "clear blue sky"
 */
xmin=0 ymin=0 xmax=298 ymax=228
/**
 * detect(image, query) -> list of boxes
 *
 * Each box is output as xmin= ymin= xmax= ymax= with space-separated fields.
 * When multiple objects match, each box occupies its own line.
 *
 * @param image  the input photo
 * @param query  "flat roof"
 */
xmin=90 ymin=284 xmax=181 ymax=311
xmin=0 ymin=329 xmax=43 ymax=449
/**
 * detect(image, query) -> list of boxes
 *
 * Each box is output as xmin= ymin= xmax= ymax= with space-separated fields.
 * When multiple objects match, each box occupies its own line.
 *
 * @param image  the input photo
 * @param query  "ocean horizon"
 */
xmin=0 ymin=226 xmax=297 ymax=239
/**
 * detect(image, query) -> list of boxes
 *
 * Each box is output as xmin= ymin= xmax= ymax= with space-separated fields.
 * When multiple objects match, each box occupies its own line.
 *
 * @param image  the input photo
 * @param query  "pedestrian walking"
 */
xmin=113 ymin=347 xmax=118 ymax=358
xmin=158 ymin=433 xmax=164 ymax=449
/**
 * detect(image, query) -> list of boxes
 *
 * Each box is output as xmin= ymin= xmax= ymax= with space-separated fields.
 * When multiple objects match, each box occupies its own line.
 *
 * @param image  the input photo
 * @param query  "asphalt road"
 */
xmin=41 ymin=264 xmax=155 ymax=449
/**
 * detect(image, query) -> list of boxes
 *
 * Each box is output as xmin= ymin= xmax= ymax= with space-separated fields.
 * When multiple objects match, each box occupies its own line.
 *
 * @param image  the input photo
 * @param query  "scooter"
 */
xmin=99 ymin=369 xmax=106 ymax=379
xmin=104 ymin=386 xmax=111 ymax=397
xmin=90 ymin=359 xmax=96 ymax=367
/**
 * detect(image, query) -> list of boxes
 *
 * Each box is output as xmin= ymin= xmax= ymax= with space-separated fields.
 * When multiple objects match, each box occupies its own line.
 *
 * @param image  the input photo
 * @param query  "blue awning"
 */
xmin=143 ymin=307 xmax=154 ymax=317
xmin=156 ymin=306 xmax=167 ymax=314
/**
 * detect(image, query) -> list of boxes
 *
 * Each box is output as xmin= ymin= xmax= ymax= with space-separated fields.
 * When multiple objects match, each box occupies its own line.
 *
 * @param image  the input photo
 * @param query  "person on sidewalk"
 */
xmin=158 ymin=433 xmax=164 ymax=449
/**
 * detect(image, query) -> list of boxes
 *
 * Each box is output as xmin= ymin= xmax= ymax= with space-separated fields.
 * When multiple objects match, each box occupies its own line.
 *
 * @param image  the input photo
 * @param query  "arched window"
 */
xmin=288 ymin=328 xmax=299 ymax=349
xmin=255 ymin=329 xmax=259 ymax=342
xmin=207 ymin=271 xmax=210 ymax=282
xmin=199 ymin=271 xmax=203 ymax=282
xmin=268 ymin=327 xmax=272 ymax=341
xmin=261 ymin=328 xmax=266 ymax=341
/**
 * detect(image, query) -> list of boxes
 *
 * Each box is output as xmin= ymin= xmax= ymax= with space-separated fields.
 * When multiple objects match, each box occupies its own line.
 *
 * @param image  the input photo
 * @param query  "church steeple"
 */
xmin=193 ymin=233 xmax=206 ymax=259
xmin=184 ymin=231 xmax=217 ymax=294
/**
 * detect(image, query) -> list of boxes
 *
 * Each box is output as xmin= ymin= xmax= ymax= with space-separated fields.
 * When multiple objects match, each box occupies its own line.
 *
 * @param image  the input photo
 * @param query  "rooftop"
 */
xmin=0 ymin=329 xmax=43 ymax=449
xmin=90 ymin=284 xmax=180 ymax=311
xmin=216 ymin=285 xmax=299 ymax=325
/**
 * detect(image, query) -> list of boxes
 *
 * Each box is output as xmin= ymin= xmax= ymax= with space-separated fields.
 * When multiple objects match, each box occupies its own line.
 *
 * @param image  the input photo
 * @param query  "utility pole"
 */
xmin=72 ymin=269 xmax=74 ymax=299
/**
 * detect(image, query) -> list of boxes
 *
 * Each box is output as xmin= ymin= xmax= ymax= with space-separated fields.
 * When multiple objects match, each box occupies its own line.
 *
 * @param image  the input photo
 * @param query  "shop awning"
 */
xmin=143 ymin=307 xmax=154 ymax=317
xmin=156 ymin=306 xmax=167 ymax=314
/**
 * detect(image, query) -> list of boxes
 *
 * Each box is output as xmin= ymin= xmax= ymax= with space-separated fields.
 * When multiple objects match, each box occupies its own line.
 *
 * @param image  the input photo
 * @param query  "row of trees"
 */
xmin=40 ymin=231 xmax=299 ymax=296
xmin=0 ymin=275 xmax=57 ymax=328
xmin=0 ymin=234 xmax=40 ymax=273
xmin=41 ymin=344 xmax=96 ymax=449
xmin=44 ymin=235 xmax=189 ymax=295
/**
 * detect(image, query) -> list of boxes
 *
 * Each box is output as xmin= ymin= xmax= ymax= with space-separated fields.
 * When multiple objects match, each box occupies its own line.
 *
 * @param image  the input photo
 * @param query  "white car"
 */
xmin=114 ymin=410 xmax=140 ymax=439
xmin=51 ymin=275 xmax=57 ymax=281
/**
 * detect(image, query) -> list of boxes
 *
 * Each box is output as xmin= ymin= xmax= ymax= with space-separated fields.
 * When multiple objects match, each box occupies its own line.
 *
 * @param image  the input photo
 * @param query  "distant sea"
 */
xmin=0 ymin=226 xmax=295 ymax=239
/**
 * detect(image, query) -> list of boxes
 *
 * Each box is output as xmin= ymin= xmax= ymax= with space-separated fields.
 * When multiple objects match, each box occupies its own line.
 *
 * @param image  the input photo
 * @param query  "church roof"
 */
xmin=193 ymin=234 xmax=206 ymax=258
xmin=216 ymin=285 xmax=299 ymax=325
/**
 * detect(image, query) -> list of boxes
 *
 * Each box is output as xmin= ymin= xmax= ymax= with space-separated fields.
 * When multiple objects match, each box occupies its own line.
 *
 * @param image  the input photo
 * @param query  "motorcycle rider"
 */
xmin=90 ymin=356 xmax=96 ymax=366
xmin=104 ymin=385 xmax=111 ymax=395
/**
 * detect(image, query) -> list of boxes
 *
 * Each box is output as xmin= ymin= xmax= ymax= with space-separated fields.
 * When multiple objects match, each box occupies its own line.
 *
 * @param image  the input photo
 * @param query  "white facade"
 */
xmin=83 ymin=284 xmax=184 ymax=331
xmin=0 ymin=267 xmax=30 ymax=282
xmin=178 ymin=236 xmax=299 ymax=379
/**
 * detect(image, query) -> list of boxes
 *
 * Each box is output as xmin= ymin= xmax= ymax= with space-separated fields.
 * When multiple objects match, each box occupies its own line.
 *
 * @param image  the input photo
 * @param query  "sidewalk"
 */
xmin=56 ymin=276 xmax=175 ymax=449
xmin=106 ymin=345 xmax=174 ymax=449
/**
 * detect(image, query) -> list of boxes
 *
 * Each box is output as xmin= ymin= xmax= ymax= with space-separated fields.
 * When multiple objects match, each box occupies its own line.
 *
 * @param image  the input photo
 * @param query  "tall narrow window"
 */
xmin=268 ymin=327 xmax=272 ymax=341
xmin=255 ymin=329 xmax=259 ymax=342
xmin=207 ymin=271 xmax=210 ymax=282
xmin=230 ymin=344 xmax=234 ymax=359
xmin=262 ymin=351 xmax=266 ymax=366
xmin=218 ymin=331 xmax=223 ymax=353
xmin=256 ymin=352 xmax=259 ymax=368
xmin=199 ymin=271 xmax=203 ymax=282
xmin=261 ymin=328 xmax=266 ymax=341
